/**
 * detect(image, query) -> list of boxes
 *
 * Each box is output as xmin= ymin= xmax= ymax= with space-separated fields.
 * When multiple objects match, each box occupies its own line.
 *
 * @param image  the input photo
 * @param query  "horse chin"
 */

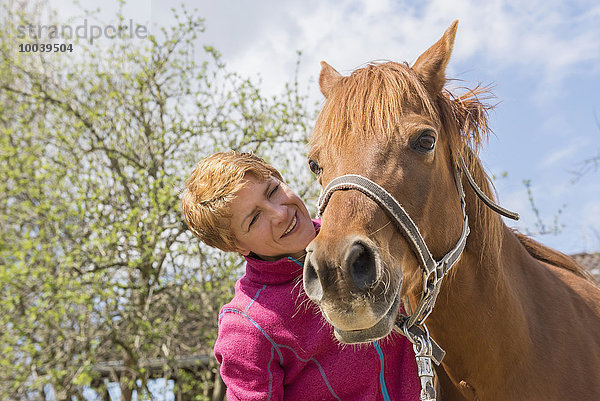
xmin=332 ymin=286 xmax=402 ymax=344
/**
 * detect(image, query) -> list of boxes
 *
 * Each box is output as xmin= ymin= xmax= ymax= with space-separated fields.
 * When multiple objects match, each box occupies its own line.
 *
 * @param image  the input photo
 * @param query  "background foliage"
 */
xmin=0 ymin=2 xmax=318 ymax=400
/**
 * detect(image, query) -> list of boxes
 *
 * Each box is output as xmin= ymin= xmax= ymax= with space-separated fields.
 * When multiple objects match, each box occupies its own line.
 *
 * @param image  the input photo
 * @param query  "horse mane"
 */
xmin=437 ymin=89 xmax=598 ymax=281
xmin=437 ymin=85 xmax=504 ymax=265
xmin=514 ymin=231 xmax=599 ymax=283
xmin=311 ymin=61 xmax=493 ymax=155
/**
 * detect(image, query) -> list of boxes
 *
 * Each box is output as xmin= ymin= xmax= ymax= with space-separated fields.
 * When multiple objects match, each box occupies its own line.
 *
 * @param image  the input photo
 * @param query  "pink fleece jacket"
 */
xmin=214 ymin=221 xmax=420 ymax=400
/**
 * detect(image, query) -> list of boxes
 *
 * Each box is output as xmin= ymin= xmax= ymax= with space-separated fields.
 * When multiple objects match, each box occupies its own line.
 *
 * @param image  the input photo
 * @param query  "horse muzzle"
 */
xmin=303 ymin=235 xmax=403 ymax=342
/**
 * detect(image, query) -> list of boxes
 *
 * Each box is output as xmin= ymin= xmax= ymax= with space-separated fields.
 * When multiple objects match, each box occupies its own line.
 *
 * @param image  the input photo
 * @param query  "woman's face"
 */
xmin=229 ymin=174 xmax=316 ymax=261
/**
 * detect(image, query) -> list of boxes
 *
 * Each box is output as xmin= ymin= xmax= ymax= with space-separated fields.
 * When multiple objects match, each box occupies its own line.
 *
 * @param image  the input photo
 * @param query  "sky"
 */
xmin=44 ymin=0 xmax=600 ymax=255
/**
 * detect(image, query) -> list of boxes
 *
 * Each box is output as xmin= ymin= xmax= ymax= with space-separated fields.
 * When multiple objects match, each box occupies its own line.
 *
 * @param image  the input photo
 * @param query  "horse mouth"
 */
xmin=332 ymin=283 xmax=403 ymax=344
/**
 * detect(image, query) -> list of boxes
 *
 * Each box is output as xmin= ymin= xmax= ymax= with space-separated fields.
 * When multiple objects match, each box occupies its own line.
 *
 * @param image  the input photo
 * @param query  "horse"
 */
xmin=303 ymin=20 xmax=600 ymax=401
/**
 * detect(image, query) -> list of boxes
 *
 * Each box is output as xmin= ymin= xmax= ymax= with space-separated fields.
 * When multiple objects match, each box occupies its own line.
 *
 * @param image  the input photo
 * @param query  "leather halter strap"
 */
xmin=317 ymin=165 xmax=469 ymax=283
xmin=318 ymin=170 xmax=469 ymax=277
xmin=457 ymin=155 xmax=520 ymax=221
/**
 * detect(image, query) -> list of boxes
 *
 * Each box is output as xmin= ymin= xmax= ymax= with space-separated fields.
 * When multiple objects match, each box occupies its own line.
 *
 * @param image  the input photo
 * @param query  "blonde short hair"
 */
xmin=181 ymin=151 xmax=283 ymax=252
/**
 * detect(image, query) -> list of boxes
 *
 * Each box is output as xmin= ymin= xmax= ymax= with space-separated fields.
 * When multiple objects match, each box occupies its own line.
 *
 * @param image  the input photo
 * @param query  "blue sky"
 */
xmin=48 ymin=0 xmax=600 ymax=254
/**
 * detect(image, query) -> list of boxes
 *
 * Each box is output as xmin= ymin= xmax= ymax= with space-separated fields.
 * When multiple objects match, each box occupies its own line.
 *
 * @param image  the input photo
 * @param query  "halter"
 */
xmin=317 ymin=154 xmax=519 ymax=401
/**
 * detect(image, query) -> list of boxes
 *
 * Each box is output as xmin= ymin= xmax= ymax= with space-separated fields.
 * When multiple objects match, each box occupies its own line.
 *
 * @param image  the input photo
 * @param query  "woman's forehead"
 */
xmin=241 ymin=171 xmax=279 ymax=184
xmin=230 ymin=176 xmax=273 ymax=218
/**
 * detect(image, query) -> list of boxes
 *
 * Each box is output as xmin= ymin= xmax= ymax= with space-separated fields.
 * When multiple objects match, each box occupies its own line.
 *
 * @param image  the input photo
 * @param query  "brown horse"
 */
xmin=303 ymin=20 xmax=600 ymax=400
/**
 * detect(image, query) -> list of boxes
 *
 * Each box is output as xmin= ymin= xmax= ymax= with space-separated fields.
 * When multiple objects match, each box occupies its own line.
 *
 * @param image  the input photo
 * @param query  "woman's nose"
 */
xmin=267 ymin=202 xmax=287 ymax=223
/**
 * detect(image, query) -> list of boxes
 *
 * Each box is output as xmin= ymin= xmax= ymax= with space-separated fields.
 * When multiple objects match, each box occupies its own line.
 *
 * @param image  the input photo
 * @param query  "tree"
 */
xmin=0 ymin=2 xmax=318 ymax=399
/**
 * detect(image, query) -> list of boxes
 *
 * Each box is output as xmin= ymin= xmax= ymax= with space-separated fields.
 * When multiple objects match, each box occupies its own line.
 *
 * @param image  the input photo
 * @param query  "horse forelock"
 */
xmin=310 ymin=61 xmax=438 ymax=153
xmin=310 ymin=61 xmax=495 ymax=158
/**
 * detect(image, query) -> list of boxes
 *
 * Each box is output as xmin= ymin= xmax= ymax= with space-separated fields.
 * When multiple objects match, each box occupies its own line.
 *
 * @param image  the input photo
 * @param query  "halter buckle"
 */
xmin=409 ymin=325 xmax=438 ymax=401
xmin=396 ymin=318 xmax=446 ymax=365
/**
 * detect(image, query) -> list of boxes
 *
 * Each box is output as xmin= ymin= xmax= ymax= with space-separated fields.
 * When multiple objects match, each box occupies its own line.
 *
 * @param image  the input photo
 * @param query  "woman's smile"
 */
xmin=282 ymin=213 xmax=298 ymax=237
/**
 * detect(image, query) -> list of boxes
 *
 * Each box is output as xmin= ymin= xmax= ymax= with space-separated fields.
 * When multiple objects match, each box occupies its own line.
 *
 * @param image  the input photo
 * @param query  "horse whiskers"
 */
xmin=292 ymin=275 xmax=304 ymax=293
xmin=292 ymin=296 xmax=315 ymax=319
xmin=367 ymin=221 xmax=392 ymax=238
xmin=382 ymin=265 xmax=393 ymax=293
xmin=292 ymin=275 xmax=324 ymax=319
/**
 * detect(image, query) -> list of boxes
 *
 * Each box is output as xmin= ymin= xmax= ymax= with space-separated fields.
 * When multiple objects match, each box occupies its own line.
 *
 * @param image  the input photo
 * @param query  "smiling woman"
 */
xmin=180 ymin=151 xmax=421 ymax=401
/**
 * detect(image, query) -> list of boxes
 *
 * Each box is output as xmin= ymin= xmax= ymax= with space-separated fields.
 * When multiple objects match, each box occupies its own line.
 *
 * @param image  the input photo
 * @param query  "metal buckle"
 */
xmin=409 ymin=325 xmax=438 ymax=401
xmin=395 ymin=319 xmax=446 ymax=365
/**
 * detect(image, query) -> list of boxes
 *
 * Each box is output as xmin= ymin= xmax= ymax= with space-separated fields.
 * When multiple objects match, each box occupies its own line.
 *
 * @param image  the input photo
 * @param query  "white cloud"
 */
xmin=161 ymin=0 xmax=600 ymax=105
xmin=583 ymin=200 xmax=600 ymax=227
xmin=45 ymin=0 xmax=600 ymax=99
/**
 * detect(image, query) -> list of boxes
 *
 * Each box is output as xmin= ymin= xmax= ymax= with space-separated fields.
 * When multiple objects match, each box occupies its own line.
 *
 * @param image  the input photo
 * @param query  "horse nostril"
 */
xmin=303 ymin=254 xmax=324 ymax=302
xmin=346 ymin=242 xmax=378 ymax=290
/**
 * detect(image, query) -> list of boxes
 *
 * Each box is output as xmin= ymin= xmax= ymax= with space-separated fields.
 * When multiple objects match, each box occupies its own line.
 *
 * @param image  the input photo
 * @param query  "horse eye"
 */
xmin=416 ymin=131 xmax=436 ymax=151
xmin=308 ymin=159 xmax=322 ymax=175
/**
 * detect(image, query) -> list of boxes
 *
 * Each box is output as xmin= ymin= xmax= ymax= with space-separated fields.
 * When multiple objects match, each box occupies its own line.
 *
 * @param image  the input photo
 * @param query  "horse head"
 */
xmin=303 ymin=21 xmax=493 ymax=343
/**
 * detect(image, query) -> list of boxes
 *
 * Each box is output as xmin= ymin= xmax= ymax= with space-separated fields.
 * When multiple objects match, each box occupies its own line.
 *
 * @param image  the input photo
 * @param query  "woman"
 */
xmin=181 ymin=151 xmax=419 ymax=400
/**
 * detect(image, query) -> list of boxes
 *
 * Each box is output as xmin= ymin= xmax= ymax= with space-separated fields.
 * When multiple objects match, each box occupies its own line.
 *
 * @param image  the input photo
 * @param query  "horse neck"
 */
xmin=422 ymin=150 xmax=600 ymax=399
xmin=426 ymin=189 xmax=536 ymax=394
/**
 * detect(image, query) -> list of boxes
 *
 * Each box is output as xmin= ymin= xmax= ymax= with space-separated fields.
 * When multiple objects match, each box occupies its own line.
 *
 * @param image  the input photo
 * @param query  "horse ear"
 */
xmin=412 ymin=20 xmax=458 ymax=95
xmin=319 ymin=61 xmax=342 ymax=98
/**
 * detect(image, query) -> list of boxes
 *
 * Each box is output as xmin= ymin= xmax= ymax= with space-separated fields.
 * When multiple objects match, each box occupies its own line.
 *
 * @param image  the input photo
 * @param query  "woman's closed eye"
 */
xmin=248 ymin=184 xmax=279 ymax=231
xmin=248 ymin=212 xmax=260 ymax=230
xmin=269 ymin=184 xmax=280 ymax=198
